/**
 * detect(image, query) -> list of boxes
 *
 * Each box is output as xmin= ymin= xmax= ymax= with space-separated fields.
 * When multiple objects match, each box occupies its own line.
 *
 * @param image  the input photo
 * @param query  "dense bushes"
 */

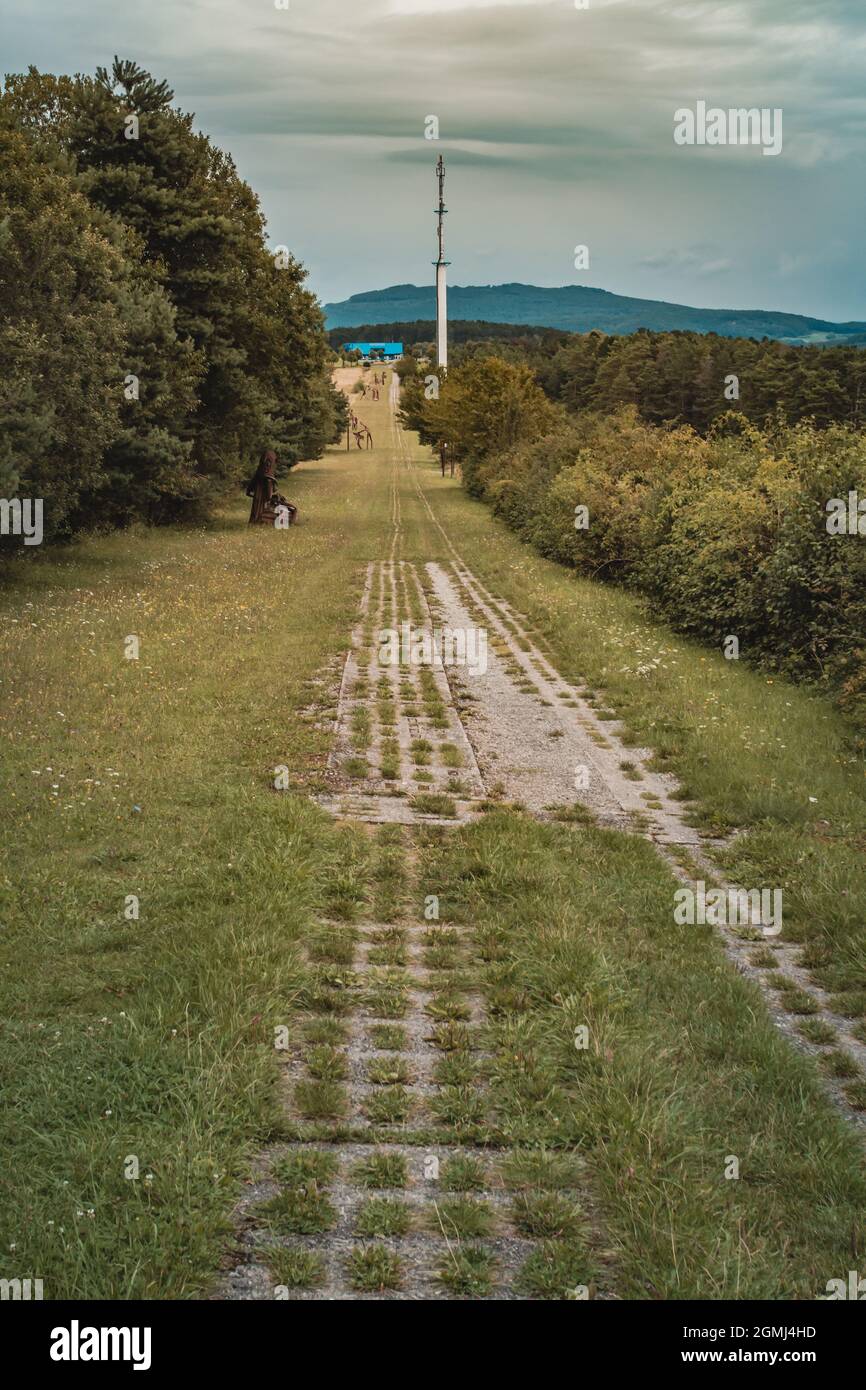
xmin=503 ymin=413 xmax=866 ymax=719
xmin=0 ymin=58 xmax=343 ymax=546
xmin=409 ymin=354 xmax=866 ymax=723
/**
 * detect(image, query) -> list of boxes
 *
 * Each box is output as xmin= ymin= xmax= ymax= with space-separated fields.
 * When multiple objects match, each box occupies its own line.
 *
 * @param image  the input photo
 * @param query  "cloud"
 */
xmin=640 ymin=248 xmax=733 ymax=277
xmin=388 ymin=0 xmax=545 ymax=11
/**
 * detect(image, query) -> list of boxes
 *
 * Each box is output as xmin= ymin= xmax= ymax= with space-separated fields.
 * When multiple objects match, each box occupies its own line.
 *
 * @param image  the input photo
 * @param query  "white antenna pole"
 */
xmin=434 ymin=155 xmax=449 ymax=371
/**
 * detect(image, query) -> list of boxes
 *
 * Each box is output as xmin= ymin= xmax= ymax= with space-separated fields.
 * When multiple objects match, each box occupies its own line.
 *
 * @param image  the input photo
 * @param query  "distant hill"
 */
xmin=324 ymin=283 xmax=866 ymax=346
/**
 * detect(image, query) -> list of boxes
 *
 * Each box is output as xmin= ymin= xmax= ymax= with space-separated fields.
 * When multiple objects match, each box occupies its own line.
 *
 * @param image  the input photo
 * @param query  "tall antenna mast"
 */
xmin=434 ymin=155 xmax=449 ymax=371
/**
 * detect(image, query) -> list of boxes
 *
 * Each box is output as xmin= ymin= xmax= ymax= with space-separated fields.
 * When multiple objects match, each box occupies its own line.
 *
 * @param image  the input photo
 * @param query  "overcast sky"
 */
xmin=5 ymin=0 xmax=866 ymax=319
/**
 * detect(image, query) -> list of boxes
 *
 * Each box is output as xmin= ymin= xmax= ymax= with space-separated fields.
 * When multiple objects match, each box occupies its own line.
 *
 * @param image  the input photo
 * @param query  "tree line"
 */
xmin=1 ymin=58 xmax=346 ymax=547
xmin=537 ymin=330 xmax=866 ymax=433
xmin=329 ymin=320 xmax=571 ymax=360
xmin=378 ymin=320 xmax=866 ymax=434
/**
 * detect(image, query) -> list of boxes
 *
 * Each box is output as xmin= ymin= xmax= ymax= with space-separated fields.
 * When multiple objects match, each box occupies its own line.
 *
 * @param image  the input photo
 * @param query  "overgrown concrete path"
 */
xmin=221 ymin=370 xmax=866 ymax=1302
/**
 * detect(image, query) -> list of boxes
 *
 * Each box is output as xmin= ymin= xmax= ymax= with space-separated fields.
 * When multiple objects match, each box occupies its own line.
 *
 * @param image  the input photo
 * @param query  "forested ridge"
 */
xmin=324 ymin=280 xmax=866 ymax=343
xmin=0 ymin=58 xmax=345 ymax=546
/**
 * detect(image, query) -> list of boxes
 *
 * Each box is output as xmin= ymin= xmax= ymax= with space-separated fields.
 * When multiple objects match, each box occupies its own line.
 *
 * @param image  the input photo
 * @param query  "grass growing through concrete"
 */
xmin=347 ymin=1244 xmax=402 ymax=1292
xmin=417 ymin=813 xmax=866 ymax=1298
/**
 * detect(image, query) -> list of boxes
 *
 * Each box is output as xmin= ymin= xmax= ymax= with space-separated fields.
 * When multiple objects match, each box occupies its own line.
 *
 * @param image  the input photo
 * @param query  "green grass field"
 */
xmin=1 ymin=374 xmax=864 ymax=1298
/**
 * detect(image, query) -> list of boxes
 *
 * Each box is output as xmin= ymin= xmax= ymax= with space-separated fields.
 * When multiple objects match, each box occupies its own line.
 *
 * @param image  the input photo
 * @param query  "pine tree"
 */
xmin=0 ymin=110 xmax=124 ymax=541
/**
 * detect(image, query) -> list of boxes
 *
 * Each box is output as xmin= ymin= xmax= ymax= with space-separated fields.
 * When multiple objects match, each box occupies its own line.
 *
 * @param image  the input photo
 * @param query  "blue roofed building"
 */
xmin=341 ymin=341 xmax=403 ymax=362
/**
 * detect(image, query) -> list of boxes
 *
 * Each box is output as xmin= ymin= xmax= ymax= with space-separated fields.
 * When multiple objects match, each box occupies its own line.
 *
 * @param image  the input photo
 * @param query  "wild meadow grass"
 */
xmin=0 ymin=445 xmax=390 ymax=1298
